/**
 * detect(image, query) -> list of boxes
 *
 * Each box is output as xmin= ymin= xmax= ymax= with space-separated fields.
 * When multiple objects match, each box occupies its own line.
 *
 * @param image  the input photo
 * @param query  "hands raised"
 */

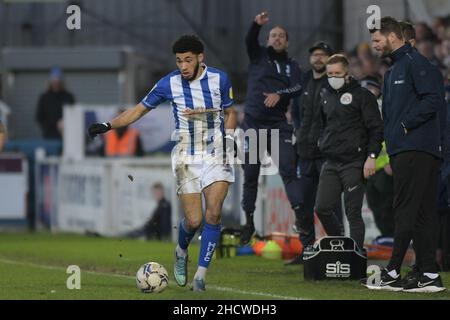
xmin=255 ymin=12 xmax=269 ymax=26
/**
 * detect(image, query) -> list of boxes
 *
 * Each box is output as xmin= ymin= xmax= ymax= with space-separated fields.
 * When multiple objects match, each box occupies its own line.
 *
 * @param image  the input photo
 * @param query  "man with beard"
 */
xmin=240 ymin=11 xmax=304 ymax=245
xmin=363 ymin=17 xmax=446 ymax=293
xmin=286 ymin=42 xmax=344 ymax=265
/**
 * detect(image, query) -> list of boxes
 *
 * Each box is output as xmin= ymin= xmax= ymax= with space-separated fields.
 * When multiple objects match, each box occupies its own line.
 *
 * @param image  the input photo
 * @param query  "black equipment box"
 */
xmin=303 ymin=236 xmax=367 ymax=280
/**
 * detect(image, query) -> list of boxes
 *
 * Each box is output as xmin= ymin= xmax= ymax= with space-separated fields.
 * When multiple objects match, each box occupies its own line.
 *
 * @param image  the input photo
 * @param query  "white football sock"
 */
xmin=424 ymin=273 xmax=439 ymax=279
xmin=176 ymin=245 xmax=187 ymax=258
xmin=194 ymin=266 xmax=207 ymax=280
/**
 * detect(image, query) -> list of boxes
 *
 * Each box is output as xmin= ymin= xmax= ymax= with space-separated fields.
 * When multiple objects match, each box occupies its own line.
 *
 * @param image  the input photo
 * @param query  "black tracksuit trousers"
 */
xmin=387 ymin=151 xmax=441 ymax=273
xmin=315 ymin=160 xmax=366 ymax=250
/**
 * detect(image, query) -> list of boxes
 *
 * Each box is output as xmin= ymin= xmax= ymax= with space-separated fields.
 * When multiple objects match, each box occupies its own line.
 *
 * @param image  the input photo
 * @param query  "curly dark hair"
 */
xmin=172 ymin=35 xmax=204 ymax=54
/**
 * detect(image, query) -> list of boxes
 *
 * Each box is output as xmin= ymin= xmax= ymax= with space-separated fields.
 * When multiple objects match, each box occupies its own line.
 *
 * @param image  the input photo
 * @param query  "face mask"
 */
xmin=328 ymin=76 xmax=346 ymax=90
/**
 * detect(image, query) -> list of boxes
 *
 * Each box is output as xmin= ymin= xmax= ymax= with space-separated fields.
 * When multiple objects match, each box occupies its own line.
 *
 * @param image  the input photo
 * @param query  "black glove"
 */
xmin=88 ymin=122 xmax=111 ymax=139
xmin=223 ymin=134 xmax=238 ymax=159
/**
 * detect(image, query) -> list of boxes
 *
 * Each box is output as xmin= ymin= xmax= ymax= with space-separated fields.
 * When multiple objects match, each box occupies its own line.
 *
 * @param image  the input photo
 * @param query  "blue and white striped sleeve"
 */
xmin=220 ymin=73 xmax=234 ymax=109
xmin=141 ymin=79 xmax=168 ymax=109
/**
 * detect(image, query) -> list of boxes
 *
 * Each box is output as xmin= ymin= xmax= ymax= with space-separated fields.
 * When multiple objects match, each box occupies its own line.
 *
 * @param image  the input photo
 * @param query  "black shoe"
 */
xmin=284 ymin=254 xmax=304 ymax=266
xmin=361 ymin=268 xmax=403 ymax=291
xmin=403 ymin=265 xmax=420 ymax=283
xmin=240 ymin=223 xmax=255 ymax=246
xmin=402 ymin=273 xmax=446 ymax=293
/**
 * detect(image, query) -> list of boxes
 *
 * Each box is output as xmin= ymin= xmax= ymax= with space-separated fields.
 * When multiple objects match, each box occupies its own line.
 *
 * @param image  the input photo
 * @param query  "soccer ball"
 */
xmin=136 ymin=262 xmax=169 ymax=293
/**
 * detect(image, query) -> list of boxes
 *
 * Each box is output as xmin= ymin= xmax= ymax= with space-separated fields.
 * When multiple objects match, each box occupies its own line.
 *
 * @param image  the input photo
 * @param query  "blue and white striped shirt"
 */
xmin=141 ymin=65 xmax=233 ymax=156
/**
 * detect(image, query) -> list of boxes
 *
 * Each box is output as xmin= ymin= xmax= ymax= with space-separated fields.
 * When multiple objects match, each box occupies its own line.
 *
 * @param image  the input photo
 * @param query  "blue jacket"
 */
xmin=382 ymin=43 xmax=446 ymax=158
xmin=245 ymin=22 xmax=304 ymax=126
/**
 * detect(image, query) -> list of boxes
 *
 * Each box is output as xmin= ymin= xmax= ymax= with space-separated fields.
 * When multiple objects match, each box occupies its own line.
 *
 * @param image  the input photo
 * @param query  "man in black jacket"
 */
xmin=314 ymin=54 xmax=384 ymax=252
xmin=363 ymin=17 xmax=446 ymax=293
xmin=36 ymin=67 xmax=75 ymax=140
xmin=240 ymin=12 xmax=304 ymax=245
xmin=287 ymin=42 xmax=343 ymax=265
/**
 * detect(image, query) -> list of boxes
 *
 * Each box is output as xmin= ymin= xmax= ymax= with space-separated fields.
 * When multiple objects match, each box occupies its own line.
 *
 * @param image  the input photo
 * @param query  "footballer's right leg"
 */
xmin=174 ymin=193 xmax=202 ymax=287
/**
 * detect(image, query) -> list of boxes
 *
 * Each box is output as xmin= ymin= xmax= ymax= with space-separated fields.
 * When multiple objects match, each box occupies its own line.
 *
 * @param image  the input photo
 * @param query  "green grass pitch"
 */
xmin=0 ymin=232 xmax=449 ymax=300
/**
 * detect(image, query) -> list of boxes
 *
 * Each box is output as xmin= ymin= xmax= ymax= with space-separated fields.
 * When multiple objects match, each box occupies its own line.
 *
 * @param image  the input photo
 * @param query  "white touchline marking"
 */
xmin=207 ymin=284 xmax=306 ymax=300
xmin=0 ymin=258 xmax=307 ymax=300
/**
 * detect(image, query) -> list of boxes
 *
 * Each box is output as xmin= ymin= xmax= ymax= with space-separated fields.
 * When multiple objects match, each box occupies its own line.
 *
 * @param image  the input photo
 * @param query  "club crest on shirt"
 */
xmin=286 ymin=65 xmax=291 ymax=77
xmin=340 ymin=93 xmax=353 ymax=105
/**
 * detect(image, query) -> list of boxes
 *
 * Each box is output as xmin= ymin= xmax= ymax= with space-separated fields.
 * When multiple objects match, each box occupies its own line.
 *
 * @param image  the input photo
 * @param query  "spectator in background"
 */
xmin=436 ymin=39 xmax=450 ymax=69
xmin=125 ymin=183 xmax=172 ymax=240
xmin=36 ymin=67 xmax=75 ymax=140
xmin=432 ymin=17 xmax=446 ymax=39
xmin=148 ymin=182 xmax=172 ymax=240
xmin=417 ymin=39 xmax=444 ymax=68
xmin=415 ymin=22 xmax=435 ymax=42
xmin=357 ymin=42 xmax=379 ymax=78
xmin=360 ymin=57 xmax=378 ymax=78
xmin=103 ymin=109 xmax=144 ymax=157
xmin=356 ymin=42 xmax=372 ymax=61
xmin=348 ymin=55 xmax=364 ymax=80
xmin=0 ymin=120 xmax=6 ymax=152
